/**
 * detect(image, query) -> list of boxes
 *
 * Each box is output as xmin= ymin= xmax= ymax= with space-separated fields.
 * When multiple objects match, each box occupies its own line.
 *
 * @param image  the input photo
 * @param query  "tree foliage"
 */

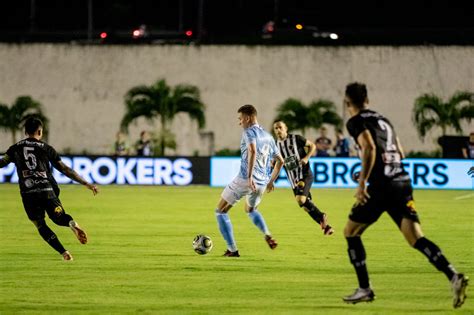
xmin=120 ymin=79 xmax=206 ymax=155
xmin=413 ymin=91 xmax=473 ymax=140
xmin=0 ymin=96 xmax=49 ymax=144
xmin=274 ymin=98 xmax=342 ymax=135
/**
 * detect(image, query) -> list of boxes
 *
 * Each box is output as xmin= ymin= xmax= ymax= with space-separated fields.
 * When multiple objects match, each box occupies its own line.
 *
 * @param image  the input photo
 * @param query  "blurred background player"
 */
xmin=273 ymin=120 xmax=334 ymax=235
xmin=135 ymin=130 xmax=153 ymax=156
xmin=0 ymin=117 xmax=99 ymax=261
xmin=114 ymin=131 xmax=130 ymax=156
xmin=314 ymin=126 xmax=332 ymax=157
xmin=462 ymin=132 xmax=474 ymax=159
xmin=341 ymin=82 xmax=468 ymax=308
xmin=214 ymin=104 xmax=284 ymax=257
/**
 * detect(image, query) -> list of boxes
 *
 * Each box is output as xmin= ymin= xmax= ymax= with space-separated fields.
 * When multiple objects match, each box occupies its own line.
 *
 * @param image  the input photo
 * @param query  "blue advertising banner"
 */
xmin=1 ymin=155 xmax=472 ymax=189
xmin=211 ymin=157 xmax=474 ymax=190
xmin=0 ymin=156 xmax=210 ymax=186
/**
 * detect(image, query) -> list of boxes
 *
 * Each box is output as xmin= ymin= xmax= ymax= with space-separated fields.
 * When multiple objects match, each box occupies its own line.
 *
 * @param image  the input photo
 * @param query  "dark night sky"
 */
xmin=1 ymin=0 xmax=473 ymax=44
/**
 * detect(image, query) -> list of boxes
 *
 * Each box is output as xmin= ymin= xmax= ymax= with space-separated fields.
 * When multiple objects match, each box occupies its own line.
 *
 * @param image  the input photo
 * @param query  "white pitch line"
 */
xmin=454 ymin=193 xmax=474 ymax=200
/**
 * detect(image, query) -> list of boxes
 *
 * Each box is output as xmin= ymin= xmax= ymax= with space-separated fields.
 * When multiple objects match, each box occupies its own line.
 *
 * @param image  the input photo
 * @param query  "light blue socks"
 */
xmin=215 ymin=210 xmax=238 ymax=252
xmin=248 ymin=209 xmax=270 ymax=235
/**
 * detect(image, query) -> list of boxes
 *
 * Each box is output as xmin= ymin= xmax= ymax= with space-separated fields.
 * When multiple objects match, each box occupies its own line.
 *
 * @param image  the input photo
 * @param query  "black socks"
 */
xmin=302 ymin=199 xmax=324 ymax=223
xmin=346 ymin=236 xmax=370 ymax=289
xmin=414 ymin=237 xmax=456 ymax=280
xmin=346 ymin=235 xmax=457 ymax=290
xmin=51 ymin=212 xmax=74 ymax=227
xmin=38 ymin=224 xmax=66 ymax=254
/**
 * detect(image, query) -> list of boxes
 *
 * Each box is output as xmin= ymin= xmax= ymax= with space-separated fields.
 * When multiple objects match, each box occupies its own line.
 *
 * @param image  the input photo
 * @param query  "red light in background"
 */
xmin=100 ymin=32 xmax=107 ymax=39
xmin=185 ymin=30 xmax=193 ymax=37
xmin=132 ymin=29 xmax=140 ymax=38
xmin=262 ymin=21 xmax=275 ymax=34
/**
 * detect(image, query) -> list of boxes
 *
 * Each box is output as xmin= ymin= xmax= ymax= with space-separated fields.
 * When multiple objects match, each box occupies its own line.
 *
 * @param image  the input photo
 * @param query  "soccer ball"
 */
xmin=193 ymin=234 xmax=213 ymax=255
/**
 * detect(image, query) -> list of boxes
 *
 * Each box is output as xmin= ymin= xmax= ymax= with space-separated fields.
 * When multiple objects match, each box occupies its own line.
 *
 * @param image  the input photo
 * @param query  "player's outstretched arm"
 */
xmin=55 ymin=161 xmax=99 ymax=195
xmin=0 ymin=154 xmax=11 ymax=168
xmin=247 ymin=142 xmax=257 ymax=192
xmin=355 ymin=130 xmax=376 ymax=205
xmin=266 ymin=154 xmax=284 ymax=193
xmin=396 ymin=137 xmax=405 ymax=159
xmin=302 ymin=140 xmax=316 ymax=165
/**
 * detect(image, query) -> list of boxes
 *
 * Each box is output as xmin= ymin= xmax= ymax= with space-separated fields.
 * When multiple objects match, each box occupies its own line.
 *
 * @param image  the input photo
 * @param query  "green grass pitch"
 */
xmin=0 ymin=184 xmax=472 ymax=314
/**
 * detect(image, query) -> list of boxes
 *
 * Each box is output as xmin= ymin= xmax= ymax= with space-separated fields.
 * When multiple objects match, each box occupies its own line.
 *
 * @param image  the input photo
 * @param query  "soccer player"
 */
xmin=341 ymin=82 xmax=468 ymax=308
xmin=273 ymin=120 xmax=334 ymax=235
xmin=215 ymin=104 xmax=284 ymax=257
xmin=0 ymin=117 xmax=99 ymax=261
xmin=135 ymin=130 xmax=153 ymax=156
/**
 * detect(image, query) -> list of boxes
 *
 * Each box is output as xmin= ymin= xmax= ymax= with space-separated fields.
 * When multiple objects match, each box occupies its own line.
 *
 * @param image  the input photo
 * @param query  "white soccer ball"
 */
xmin=193 ymin=234 xmax=213 ymax=255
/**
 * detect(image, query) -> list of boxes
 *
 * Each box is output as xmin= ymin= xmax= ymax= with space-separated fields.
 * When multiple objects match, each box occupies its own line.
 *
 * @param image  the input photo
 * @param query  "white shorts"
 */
xmin=221 ymin=176 xmax=266 ymax=207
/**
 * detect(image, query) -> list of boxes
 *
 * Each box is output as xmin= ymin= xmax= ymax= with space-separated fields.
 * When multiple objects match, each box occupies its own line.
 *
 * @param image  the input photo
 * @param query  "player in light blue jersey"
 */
xmin=215 ymin=104 xmax=284 ymax=257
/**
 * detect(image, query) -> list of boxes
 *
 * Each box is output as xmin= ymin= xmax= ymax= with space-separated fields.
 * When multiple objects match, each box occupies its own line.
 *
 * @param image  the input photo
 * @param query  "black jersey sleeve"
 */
xmin=2 ymin=145 xmax=15 ymax=164
xmin=295 ymin=135 xmax=307 ymax=148
xmin=5 ymin=145 xmax=15 ymax=160
xmin=45 ymin=144 xmax=61 ymax=168
xmin=346 ymin=116 xmax=367 ymax=142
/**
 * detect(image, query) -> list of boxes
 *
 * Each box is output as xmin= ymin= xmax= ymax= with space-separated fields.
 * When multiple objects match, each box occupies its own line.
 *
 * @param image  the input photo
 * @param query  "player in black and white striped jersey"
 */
xmin=273 ymin=120 xmax=334 ymax=235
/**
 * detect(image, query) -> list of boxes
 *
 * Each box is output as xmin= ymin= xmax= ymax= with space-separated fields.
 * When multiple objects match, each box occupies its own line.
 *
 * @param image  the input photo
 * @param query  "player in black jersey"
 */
xmin=273 ymin=120 xmax=334 ymax=235
xmin=0 ymin=118 xmax=99 ymax=261
xmin=341 ymin=82 xmax=468 ymax=308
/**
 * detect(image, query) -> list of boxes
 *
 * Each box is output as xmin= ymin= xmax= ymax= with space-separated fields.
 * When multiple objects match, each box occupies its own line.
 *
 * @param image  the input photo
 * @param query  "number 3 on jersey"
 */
xmin=23 ymin=147 xmax=37 ymax=170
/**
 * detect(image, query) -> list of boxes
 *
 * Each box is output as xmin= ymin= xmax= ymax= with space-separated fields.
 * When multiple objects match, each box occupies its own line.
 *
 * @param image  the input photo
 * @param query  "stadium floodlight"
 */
xmin=329 ymin=33 xmax=338 ymax=40
xmin=132 ymin=24 xmax=148 ymax=39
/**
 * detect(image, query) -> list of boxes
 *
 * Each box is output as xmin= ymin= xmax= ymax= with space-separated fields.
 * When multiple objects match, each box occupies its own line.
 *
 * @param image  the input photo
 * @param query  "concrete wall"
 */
xmin=0 ymin=44 xmax=472 ymax=155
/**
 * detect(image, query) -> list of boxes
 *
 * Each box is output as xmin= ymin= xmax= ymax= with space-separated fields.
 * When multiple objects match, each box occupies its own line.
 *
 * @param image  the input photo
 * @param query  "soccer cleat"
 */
xmin=320 ymin=214 xmax=334 ymax=236
xmin=451 ymin=273 xmax=469 ymax=308
xmin=323 ymin=225 xmax=335 ymax=235
xmin=343 ymin=288 xmax=376 ymax=304
xmin=62 ymin=250 xmax=73 ymax=261
xmin=265 ymin=235 xmax=278 ymax=249
xmin=223 ymin=249 xmax=240 ymax=257
xmin=69 ymin=220 xmax=88 ymax=244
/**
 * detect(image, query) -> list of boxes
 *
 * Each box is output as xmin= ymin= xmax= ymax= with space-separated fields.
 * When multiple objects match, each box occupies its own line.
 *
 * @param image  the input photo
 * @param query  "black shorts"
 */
xmin=349 ymin=179 xmax=420 ymax=227
xmin=21 ymin=194 xmax=66 ymax=222
xmin=292 ymin=174 xmax=313 ymax=199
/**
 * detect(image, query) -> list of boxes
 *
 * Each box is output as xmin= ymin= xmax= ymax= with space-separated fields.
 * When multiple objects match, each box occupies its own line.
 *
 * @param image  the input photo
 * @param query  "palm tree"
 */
xmin=274 ymin=98 xmax=342 ymax=136
xmin=0 ymin=96 xmax=49 ymax=144
xmin=413 ymin=91 xmax=474 ymax=140
xmin=120 ymin=79 xmax=206 ymax=155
